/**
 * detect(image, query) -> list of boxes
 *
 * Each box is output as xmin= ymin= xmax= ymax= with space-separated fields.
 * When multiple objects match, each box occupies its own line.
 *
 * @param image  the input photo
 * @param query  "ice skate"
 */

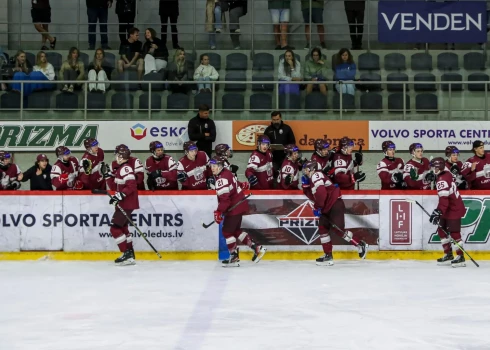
xmin=316 ymin=253 xmax=334 ymax=266
xmin=128 ymin=248 xmax=135 ymax=260
xmin=437 ymin=252 xmax=454 ymax=265
xmin=222 ymin=248 xmax=240 ymax=267
xmin=357 ymin=240 xmax=369 ymax=259
xmin=115 ymin=250 xmax=136 ymax=266
xmin=251 ymin=243 xmax=267 ymax=263
xmin=451 ymin=254 xmax=466 ymax=268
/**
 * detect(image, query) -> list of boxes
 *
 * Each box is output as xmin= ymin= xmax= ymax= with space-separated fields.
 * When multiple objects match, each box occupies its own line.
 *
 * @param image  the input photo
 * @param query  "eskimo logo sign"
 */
xmin=0 ymin=124 xmax=98 ymax=148
xmin=428 ymin=198 xmax=490 ymax=244
xmin=278 ymin=201 xmax=319 ymax=245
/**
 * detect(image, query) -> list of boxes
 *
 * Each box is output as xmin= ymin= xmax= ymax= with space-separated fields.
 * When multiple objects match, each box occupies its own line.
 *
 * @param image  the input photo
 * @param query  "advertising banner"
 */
xmin=0 ymin=121 xmax=232 ymax=151
xmin=232 ymin=121 xmax=369 ymax=151
xmin=378 ymin=1 xmax=487 ymax=43
xmin=369 ymin=121 xmax=490 ymax=151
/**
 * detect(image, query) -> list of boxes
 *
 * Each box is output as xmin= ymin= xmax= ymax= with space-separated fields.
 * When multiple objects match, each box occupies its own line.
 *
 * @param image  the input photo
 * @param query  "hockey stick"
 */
xmin=91 ymin=189 xmax=162 ymax=258
xmin=405 ymin=199 xmax=479 ymax=267
xmin=356 ymin=143 xmax=363 ymax=190
xmin=202 ymin=193 xmax=253 ymax=229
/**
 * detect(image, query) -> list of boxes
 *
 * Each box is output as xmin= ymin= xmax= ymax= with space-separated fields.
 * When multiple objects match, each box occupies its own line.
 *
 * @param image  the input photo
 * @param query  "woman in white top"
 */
xmin=19 ymin=50 xmax=55 ymax=96
xmin=278 ymin=49 xmax=302 ymax=95
xmin=193 ymin=54 xmax=219 ymax=93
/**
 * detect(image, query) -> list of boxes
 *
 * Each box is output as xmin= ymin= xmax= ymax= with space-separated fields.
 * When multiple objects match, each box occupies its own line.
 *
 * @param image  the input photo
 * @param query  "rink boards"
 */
xmin=2 ymin=190 xmax=490 ymax=260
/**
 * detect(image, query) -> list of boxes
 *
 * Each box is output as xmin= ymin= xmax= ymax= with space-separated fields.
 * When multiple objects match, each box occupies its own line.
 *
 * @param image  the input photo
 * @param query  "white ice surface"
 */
xmin=1 ymin=260 xmax=490 ymax=350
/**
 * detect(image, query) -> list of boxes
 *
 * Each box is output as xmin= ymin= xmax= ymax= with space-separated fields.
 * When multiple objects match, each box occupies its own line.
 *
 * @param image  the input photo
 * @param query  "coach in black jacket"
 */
xmin=188 ymin=104 xmax=216 ymax=158
xmin=21 ymin=153 xmax=53 ymax=191
xmin=264 ymin=111 xmax=296 ymax=173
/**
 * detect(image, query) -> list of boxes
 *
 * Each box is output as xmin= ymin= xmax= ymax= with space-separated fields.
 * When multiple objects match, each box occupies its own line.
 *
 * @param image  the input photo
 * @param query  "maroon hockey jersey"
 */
xmin=331 ymin=151 xmax=356 ymax=190
xmin=215 ymin=168 xmax=248 ymax=216
xmin=278 ymin=158 xmax=300 ymax=190
xmin=109 ymin=157 xmax=145 ymax=191
xmin=51 ymin=157 xmax=81 ymax=190
xmin=303 ymin=171 xmax=342 ymax=213
xmin=145 ymin=155 xmax=178 ymax=190
xmin=445 ymin=160 xmax=466 ymax=188
xmin=177 ymin=151 xmax=211 ymax=190
xmin=435 ymin=171 xmax=466 ymax=220
xmin=114 ymin=162 xmax=139 ymax=210
xmin=0 ymin=163 xmax=22 ymax=190
xmin=311 ymin=152 xmax=332 ymax=171
xmin=245 ymin=150 xmax=274 ymax=189
xmin=461 ymin=153 xmax=490 ymax=189
xmin=403 ymin=158 xmax=432 ymax=190
xmin=79 ymin=148 xmax=105 ymax=190
xmin=377 ymin=157 xmax=405 ymax=190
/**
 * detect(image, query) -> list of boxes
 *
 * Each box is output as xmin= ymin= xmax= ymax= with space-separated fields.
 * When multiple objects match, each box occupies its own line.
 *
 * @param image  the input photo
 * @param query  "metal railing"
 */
xmin=0 ymin=79 xmax=488 ymax=120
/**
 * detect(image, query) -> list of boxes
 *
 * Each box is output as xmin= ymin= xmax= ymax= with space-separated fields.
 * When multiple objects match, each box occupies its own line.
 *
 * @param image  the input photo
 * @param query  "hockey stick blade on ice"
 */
xmin=202 ymin=193 xmax=253 ymax=229
xmin=92 ymin=189 xmax=162 ymax=258
xmin=405 ymin=199 xmax=479 ymax=267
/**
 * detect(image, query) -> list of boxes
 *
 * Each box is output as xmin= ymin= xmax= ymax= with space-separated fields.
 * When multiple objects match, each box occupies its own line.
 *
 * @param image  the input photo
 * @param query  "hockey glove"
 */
xmin=150 ymin=169 xmax=162 ymax=179
xmin=409 ymin=167 xmax=419 ymax=181
xmin=353 ymin=152 xmax=363 ymax=166
xmin=229 ymin=164 xmax=239 ymax=174
xmin=395 ymin=181 xmax=407 ymax=189
xmin=81 ymin=158 xmax=92 ymax=175
xmin=6 ymin=180 xmax=21 ymax=190
xmin=239 ymin=181 xmax=250 ymax=190
xmin=425 ymin=172 xmax=436 ymax=183
xmin=177 ymin=171 xmax=188 ymax=183
xmin=109 ymin=192 xmax=126 ymax=206
xmin=297 ymin=158 xmax=308 ymax=168
xmin=214 ymin=210 xmax=224 ymax=224
xmin=353 ymin=171 xmax=366 ymax=183
xmin=391 ymin=172 xmax=403 ymax=184
xmin=285 ymin=174 xmax=293 ymax=186
xmin=146 ymin=176 xmax=156 ymax=191
xmin=457 ymin=180 xmax=468 ymax=190
xmin=450 ymin=163 xmax=460 ymax=176
xmin=58 ymin=173 xmax=69 ymax=183
xmin=313 ymin=208 xmax=322 ymax=217
xmin=72 ymin=180 xmax=83 ymax=190
xmin=322 ymin=164 xmax=333 ymax=176
xmin=429 ymin=209 xmax=442 ymax=225
xmin=100 ymin=162 xmax=113 ymax=179
xmin=301 ymin=175 xmax=310 ymax=188
xmin=247 ymin=175 xmax=258 ymax=187
xmin=206 ymin=177 xmax=215 ymax=190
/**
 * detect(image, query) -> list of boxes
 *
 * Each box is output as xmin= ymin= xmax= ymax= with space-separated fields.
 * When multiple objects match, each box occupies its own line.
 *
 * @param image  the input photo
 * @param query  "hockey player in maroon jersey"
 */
xmin=209 ymin=156 xmax=266 ymax=267
xmin=331 ymin=137 xmax=365 ymax=190
xmin=376 ymin=140 xmax=406 ymax=190
xmin=278 ymin=144 xmax=303 ymax=190
xmin=403 ymin=143 xmax=434 ymax=190
xmin=429 ymin=157 xmax=467 ymax=267
xmin=245 ymin=135 xmax=275 ymax=189
xmin=311 ymin=139 xmax=334 ymax=176
xmin=103 ymin=144 xmax=145 ymax=191
xmin=0 ymin=151 xmax=23 ymax=190
xmin=108 ymin=146 xmax=140 ymax=266
xmin=460 ymin=140 xmax=490 ymax=190
xmin=50 ymin=146 xmax=83 ymax=191
xmin=79 ymin=138 xmax=106 ymax=190
xmin=177 ymin=141 xmax=213 ymax=190
xmin=145 ymin=141 xmax=178 ymax=191
xmin=215 ymin=143 xmax=239 ymax=177
xmin=444 ymin=146 xmax=467 ymax=190
xmin=301 ymin=160 xmax=368 ymax=266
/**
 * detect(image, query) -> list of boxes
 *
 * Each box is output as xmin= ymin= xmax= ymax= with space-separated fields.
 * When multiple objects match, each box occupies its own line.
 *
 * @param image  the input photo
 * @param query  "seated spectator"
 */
xmin=59 ymin=47 xmax=85 ymax=93
xmin=193 ymin=53 xmax=219 ymax=93
xmin=167 ymin=48 xmax=193 ymax=94
xmin=304 ymin=48 xmax=328 ymax=95
xmin=278 ymin=49 xmax=302 ymax=95
xmin=142 ymin=27 xmax=169 ymax=75
xmin=87 ymin=48 xmax=112 ymax=93
xmin=10 ymin=50 xmax=33 ymax=94
xmin=227 ymin=0 xmax=247 ymax=49
xmin=30 ymin=50 xmax=55 ymax=93
xmin=20 ymin=153 xmax=53 ymax=191
xmin=117 ymin=27 xmax=144 ymax=80
xmin=334 ymin=48 xmax=356 ymax=95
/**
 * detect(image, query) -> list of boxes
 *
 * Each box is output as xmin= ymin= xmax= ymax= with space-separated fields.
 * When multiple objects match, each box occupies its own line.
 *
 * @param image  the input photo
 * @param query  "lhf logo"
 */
xmin=390 ymin=200 xmax=412 ymax=245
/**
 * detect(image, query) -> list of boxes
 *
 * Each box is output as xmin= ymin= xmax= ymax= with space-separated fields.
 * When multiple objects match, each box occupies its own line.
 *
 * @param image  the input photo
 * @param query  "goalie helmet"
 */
xmin=215 ymin=143 xmax=233 ymax=158
xmin=302 ymin=160 xmax=318 ymax=173
xmin=430 ymin=157 xmax=446 ymax=172
xmin=445 ymin=146 xmax=459 ymax=158
xmin=0 ymin=151 xmax=11 ymax=167
xmin=382 ymin=140 xmax=396 ymax=153
xmin=149 ymin=141 xmax=164 ymax=158
xmin=55 ymin=146 xmax=71 ymax=160
xmin=409 ymin=143 xmax=423 ymax=155
xmin=84 ymin=138 xmax=99 ymax=150
xmin=183 ymin=141 xmax=198 ymax=153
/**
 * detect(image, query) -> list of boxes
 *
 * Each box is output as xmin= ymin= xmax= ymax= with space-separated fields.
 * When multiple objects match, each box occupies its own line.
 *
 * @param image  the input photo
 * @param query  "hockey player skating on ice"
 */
xmin=444 ymin=146 xmax=467 ymax=190
xmin=108 ymin=146 xmax=139 ymax=266
xmin=429 ymin=157 xmax=467 ymax=268
xmin=301 ymin=160 xmax=368 ymax=266
xmin=376 ymin=140 xmax=405 ymax=190
xmin=245 ymin=135 xmax=275 ymax=190
xmin=0 ymin=151 xmax=23 ymax=190
xmin=403 ymin=143 xmax=434 ymax=190
xmin=461 ymin=140 xmax=490 ymax=190
xmin=177 ymin=141 xmax=213 ymax=190
xmin=103 ymin=144 xmax=145 ymax=191
xmin=145 ymin=141 xmax=178 ymax=191
xmin=79 ymin=138 xmax=105 ymax=190
xmin=331 ymin=137 xmax=365 ymax=190
xmin=209 ymin=156 xmax=266 ymax=267
xmin=51 ymin=146 xmax=83 ymax=191
xmin=215 ymin=143 xmax=238 ymax=177
xmin=278 ymin=144 xmax=304 ymax=190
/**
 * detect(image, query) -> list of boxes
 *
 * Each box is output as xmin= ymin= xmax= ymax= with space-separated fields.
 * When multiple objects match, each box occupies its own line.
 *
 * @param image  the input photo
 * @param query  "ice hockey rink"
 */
xmin=1 ymin=260 xmax=489 ymax=350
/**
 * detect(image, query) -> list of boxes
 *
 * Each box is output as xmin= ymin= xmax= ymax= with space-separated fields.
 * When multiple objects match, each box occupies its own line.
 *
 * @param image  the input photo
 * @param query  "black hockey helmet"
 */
xmin=215 ymin=143 xmax=233 ymax=158
xmin=115 ymin=146 xmax=131 ymax=161
xmin=314 ymin=139 xmax=330 ymax=152
xmin=430 ymin=157 xmax=446 ymax=173
xmin=445 ymin=146 xmax=459 ymax=158
xmin=284 ymin=144 xmax=300 ymax=156
xmin=340 ymin=136 xmax=354 ymax=149
xmin=114 ymin=144 xmax=131 ymax=155
xmin=209 ymin=155 xmax=226 ymax=167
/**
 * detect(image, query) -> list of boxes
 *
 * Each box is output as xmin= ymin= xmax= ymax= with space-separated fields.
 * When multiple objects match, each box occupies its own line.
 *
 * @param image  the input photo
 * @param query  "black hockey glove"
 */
xmin=457 ymin=180 xmax=468 ymax=190
xmin=177 ymin=171 xmax=188 ymax=183
xmin=247 ymin=175 xmax=258 ymax=187
xmin=391 ymin=172 xmax=403 ymax=184
xmin=322 ymin=164 xmax=333 ymax=176
xmin=150 ymin=169 xmax=162 ymax=179
xmin=395 ymin=181 xmax=407 ymax=189
xmin=297 ymin=158 xmax=308 ymax=168
xmin=425 ymin=172 xmax=436 ymax=183
xmin=450 ymin=163 xmax=460 ymax=176
xmin=285 ymin=174 xmax=293 ymax=186
xmin=100 ymin=162 xmax=112 ymax=179
xmin=6 ymin=180 xmax=21 ymax=190
xmin=81 ymin=158 xmax=92 ymax=175
xmin=353 ymin=152 xmax=363 ymax=166
xmin=206 ymin=177 xmax=215 ymax=190
xmin=109 ymin=192 xmax=126 ymax=206
xmin=146 ymin=176 xmax=156 ymax=191
xmin=353 ymin=171 xmax=366 ymax=183
xmin=429 ymin=209 xmax=442 ymax=225
xmin=229 ymin=164 xmax=239 ymax=174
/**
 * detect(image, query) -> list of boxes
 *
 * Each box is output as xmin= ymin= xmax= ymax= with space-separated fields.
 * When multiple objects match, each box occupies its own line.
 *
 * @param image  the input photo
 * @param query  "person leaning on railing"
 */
xmin=59 ymin=47 xmax=85 ymax=93
xmin=167 ymin=48 xmax=193 ymax=94
xmin=20 ymin=153 xmax=53 ymax=191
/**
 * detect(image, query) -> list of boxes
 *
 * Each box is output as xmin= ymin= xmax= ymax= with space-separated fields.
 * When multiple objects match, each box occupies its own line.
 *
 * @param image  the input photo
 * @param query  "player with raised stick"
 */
xmin=301 ymin=160 xmax=368 ymax=266
xmin=209 ymin=156 xmax=266 ymax=267
xmin=428 ymin=157 xmax=467 ymax=267
xmin=145 ymin=141 xmax=178 ymax=191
